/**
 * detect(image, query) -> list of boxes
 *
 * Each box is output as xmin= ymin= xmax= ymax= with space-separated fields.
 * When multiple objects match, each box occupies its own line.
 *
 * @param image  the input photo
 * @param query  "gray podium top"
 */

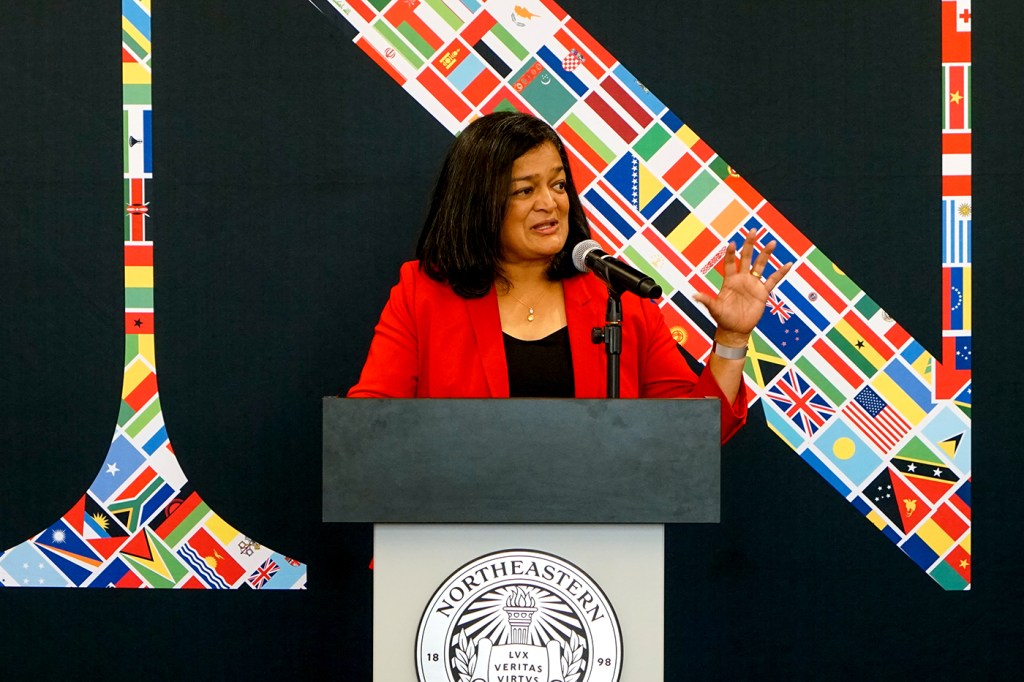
xmin=322 ymin=398 xmax=720 ymax=523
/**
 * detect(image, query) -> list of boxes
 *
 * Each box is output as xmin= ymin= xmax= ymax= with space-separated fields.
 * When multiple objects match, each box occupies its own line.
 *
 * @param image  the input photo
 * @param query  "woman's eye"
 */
xmin=513 ymin=187 xmax=531 ymax=196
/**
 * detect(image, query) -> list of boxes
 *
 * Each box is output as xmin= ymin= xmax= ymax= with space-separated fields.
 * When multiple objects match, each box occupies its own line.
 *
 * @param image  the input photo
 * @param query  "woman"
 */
xmin=348 ymin=112 xmax=790 ymax=441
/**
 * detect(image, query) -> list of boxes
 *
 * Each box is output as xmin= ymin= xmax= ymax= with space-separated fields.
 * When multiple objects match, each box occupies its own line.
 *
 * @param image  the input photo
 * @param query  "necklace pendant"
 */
xmin=528 ymin=307 xmax=535 ymax=322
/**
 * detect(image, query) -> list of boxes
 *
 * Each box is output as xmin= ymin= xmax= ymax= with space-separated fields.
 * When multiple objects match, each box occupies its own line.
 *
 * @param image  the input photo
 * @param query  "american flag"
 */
xmin=844 ymin=386 xmax=911 ymax=453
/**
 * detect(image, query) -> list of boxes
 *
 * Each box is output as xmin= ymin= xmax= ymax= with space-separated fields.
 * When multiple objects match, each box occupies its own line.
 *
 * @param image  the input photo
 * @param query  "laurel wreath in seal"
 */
xmin=560 ymin=631 xmax=586 ymax=682
xmin=453 ymin=628 xmax=477 ymax=682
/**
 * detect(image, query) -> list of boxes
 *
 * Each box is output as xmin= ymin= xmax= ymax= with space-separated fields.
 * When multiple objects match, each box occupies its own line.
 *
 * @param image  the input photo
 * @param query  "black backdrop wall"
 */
xmin=1 ymin=1 xmax=1021 ymax=679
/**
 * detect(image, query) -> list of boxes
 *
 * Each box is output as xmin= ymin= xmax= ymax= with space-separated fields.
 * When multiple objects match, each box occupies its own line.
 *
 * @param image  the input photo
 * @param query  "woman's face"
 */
xmin=498 ymin=142 xmax=570 ymax=268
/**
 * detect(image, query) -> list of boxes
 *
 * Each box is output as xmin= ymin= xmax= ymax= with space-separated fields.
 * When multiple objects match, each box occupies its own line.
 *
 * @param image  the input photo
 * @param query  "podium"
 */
xmin=323 ymin=398 xmax=720 ymax=681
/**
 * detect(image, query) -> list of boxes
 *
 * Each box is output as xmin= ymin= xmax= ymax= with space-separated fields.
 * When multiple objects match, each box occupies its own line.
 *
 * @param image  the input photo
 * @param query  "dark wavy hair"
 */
xmin=416 ymin=111 xmax=591 ymax=298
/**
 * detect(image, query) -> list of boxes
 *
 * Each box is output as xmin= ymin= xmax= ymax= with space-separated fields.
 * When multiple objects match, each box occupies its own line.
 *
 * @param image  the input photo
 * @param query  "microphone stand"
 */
xmin=591 ymin=288 xmax=623 ymax=398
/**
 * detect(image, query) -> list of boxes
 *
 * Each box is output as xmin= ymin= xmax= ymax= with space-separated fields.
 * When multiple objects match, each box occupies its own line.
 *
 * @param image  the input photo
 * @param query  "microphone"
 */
xmin=571 ymin=240 xmax=662 ymax=298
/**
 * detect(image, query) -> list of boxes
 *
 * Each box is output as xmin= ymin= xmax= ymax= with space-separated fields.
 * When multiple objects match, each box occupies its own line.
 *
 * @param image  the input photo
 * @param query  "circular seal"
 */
xmin=416 ymin=549 xmax=622 ymax=682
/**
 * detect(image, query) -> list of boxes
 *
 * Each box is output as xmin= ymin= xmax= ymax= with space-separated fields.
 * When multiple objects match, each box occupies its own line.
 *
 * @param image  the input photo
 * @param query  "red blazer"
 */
xmin=348 ymin=261 xmax=747 ymax=440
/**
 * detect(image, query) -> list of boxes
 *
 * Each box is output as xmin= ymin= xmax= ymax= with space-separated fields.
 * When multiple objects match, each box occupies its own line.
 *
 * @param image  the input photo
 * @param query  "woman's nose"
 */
xmin=534 ymin=187 xmax=556 ymax=210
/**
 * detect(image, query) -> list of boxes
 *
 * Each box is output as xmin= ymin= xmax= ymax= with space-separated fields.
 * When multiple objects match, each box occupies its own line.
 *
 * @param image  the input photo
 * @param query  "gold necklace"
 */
xmin=506 ymin=290 xmax=537 ymax=322
xmin=505 ymin=282 xmax=558 ymax=322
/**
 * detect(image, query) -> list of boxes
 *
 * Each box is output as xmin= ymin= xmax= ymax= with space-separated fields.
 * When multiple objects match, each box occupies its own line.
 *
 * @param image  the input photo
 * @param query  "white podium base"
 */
xmin=373 ymin=524 xmax=664 ymax=682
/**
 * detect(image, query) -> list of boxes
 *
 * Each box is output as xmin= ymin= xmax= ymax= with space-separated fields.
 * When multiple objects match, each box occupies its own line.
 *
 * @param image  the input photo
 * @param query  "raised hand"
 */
xmin=695 ymin=230 xmax=793 ymax=346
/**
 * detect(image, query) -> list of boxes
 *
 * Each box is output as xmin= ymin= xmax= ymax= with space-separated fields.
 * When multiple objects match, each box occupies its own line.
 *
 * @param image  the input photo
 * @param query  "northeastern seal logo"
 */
xmin=416 ymin=549 xmax=622 ymax=682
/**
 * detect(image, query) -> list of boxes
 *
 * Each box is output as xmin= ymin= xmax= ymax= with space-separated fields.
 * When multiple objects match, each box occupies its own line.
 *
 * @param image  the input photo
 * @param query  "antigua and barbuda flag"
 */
xmin=81 ymin=493 xmax=131 ymax=559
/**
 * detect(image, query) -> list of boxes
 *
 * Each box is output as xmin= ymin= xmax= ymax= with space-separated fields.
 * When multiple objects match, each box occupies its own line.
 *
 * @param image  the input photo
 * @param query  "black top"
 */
xmin=503 ymin=326 xmax=574 ymax=397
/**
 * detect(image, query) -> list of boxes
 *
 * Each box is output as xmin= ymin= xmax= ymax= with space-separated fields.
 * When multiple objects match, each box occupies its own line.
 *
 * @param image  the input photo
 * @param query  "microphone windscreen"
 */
xmin=571 ymin=239 xmax=602 ymax=273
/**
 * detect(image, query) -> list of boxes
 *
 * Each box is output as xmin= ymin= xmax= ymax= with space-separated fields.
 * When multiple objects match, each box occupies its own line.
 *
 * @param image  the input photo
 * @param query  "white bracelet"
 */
xmin=713 ymin=340 xmax=747 ymax=360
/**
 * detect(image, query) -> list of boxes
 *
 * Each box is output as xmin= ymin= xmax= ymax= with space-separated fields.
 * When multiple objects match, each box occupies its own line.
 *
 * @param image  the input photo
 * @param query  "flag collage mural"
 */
xmin=0 ymin=0 xmax=306 ymax=590
xmin=0 ymin=0 xmax=970 ymax=593
xmin=316 ymin=0 xmax=973 ymax=589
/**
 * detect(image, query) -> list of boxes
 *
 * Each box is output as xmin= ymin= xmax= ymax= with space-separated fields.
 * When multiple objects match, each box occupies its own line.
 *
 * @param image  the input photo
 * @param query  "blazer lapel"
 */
xmin=564 ymin=275 xmax=605 ymax=398
xmin=465 ymin=289 xmax=509 ymax=397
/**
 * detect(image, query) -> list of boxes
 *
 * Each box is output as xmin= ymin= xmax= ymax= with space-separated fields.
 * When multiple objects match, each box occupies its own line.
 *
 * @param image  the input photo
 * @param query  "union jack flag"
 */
xmin=765 ymin=368 xmax=836 ymax=436
xmin=764 ymin=292 xmax=793 ymax=322
xmin=247 ymin=558 xmax=280 ymax=589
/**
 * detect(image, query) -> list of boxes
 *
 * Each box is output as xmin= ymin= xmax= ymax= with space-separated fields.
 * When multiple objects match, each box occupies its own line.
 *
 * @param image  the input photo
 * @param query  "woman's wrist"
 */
xmin=714 ymin=329 xmax=750 ymax=350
